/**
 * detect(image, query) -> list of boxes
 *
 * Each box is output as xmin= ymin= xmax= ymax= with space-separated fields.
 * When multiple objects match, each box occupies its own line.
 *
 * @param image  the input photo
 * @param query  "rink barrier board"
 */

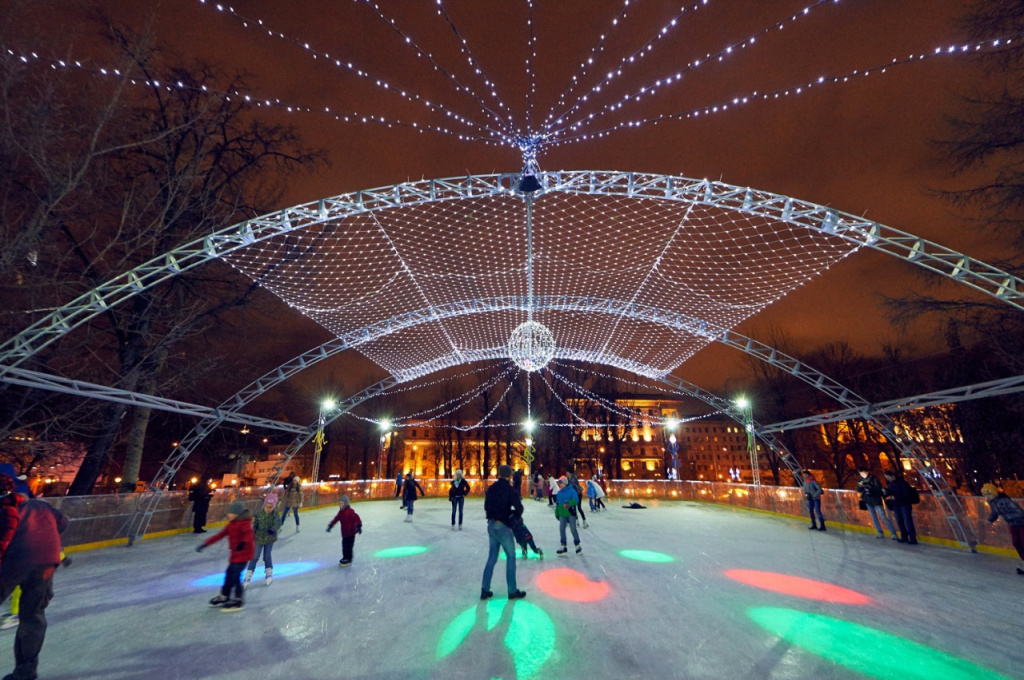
xmin=38 ymin=479 xmax=1022 ymax=559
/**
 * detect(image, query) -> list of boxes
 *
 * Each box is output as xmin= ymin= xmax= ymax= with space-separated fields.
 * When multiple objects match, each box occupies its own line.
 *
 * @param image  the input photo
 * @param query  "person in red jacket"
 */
xmin=326 ymin=495 xmax=362 ymax=567
xmin=0 ymin=475 xmax=67 ymax=680
xmin=196 ymin=500 xmax=254 ymax=612
xmin=0 ymin=475 xmax=22 ymax=563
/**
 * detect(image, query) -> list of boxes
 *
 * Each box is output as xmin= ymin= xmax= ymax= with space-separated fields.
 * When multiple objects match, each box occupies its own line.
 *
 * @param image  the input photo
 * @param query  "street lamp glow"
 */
xmin=666 ymin=417 xmax=678 ymax=430
xmin=525 ymin=437 xmax=533 ymax=447
xmin=379 ymin=419 xmax=392 ymax=432
xmin=735 ymin=397 xmax=750 ymax=409
xmin=322 ymin=399 xmax=336 ymax=410
xmin=669 ymin=434 xmax=677 ymax=444
xmin=524 ymin=419 xmax=536 ymax=433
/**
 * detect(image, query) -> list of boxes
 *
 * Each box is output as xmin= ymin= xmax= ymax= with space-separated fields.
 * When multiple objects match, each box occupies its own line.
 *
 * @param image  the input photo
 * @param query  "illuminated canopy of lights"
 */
xmin=221 ymin=182 xmax=859 ymax=380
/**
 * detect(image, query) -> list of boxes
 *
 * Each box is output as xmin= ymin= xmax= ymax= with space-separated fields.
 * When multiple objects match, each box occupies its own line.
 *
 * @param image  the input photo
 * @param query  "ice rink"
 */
xmin=3 ymin=496 xmax=1022 ymax=680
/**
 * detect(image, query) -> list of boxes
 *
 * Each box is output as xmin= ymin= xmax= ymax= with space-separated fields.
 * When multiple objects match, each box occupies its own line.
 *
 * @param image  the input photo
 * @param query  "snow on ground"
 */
xmin=3 ymin=496 xmax=1022 ymax=680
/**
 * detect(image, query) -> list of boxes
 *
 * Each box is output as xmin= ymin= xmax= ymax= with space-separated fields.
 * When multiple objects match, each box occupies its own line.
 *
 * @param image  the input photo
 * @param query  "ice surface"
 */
xmin=3 ymin=497 xmax=1022 ymax=680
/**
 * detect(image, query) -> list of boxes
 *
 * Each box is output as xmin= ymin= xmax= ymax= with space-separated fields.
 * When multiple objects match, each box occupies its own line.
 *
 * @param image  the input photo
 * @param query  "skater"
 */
xmin=547 ymin=475 xmax=558 ymax=506
xmin=512 ymin=468 xmax=524 ymax=497
xmin=534 ymin=472 xmax=545 ymax=502
xmin=279 ymin=472 xmax=302 ymax=532
xmin=981 ymin=483 xmax=1024 ymax=574
xmin=480 ymin=465 xmax=527 ymax=601
xmin=403 ymin=472 xmax=426 ymax=522
xmin=587 ymin=477 xmax=606 ymax=511
xmin=802 ymin=470 xmax=826 ymax=531
xmin=857 ymin=468 xmax=898 ymax=539
xmin=326 ymin=495 xmax=362 ymax=567
xmin=883 ymin=471 xmax=917 ymax=544
xmin=395 ymin=472 xmax=404 ymax=500
xmin=244 ymin=493 xmax=280 ymax=586
xmin=0 ymin=470 xmax=68 ymax=680
xmin=509 ymin=511 xmax=543 ymax=560
xmin=188 ymin=479 xmax=213 ymax=533
xmin=554 ymin=476 xmax=582 ymax=555
xmin=449 ymin=469 xmax=470 ymax=530
xmin=196 ymin=500 xmax=254 ymax=612
xmin=566 ymin=470 xmax=588 ymax=528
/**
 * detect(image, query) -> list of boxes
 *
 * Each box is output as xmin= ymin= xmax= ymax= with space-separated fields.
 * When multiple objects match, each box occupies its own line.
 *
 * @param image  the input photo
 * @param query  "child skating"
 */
xmin=509 ymin=512 xmax=543 ymax=560
xmin=326 ymin=495 xmax=362 ymax=567
xmin=244 ymin=493 xmax=280 ymax=586
xmin=196 ymin=500 xmax=254 ymax=612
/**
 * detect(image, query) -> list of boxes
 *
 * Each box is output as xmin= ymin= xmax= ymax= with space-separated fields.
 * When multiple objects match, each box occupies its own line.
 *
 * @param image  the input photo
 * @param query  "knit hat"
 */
xmin=498 ymin=464 xmax=513 ymax=479
xmin=339 ymin=495 xmax=350 ymax=506
xmin=557 ymin=476 xmax=568 ymax=485
xmin=263 ymin=493 xmax=278 ymax=507
xmin=227 ymin=500 xmax=246 ymax=516
xmin=981 ymin=483 xmax=999 ymax=497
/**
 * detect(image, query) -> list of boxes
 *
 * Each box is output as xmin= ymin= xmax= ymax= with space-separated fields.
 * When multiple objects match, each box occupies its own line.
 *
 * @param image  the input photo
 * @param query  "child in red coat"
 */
xmin=326 ymin=495 xmax=362 ymax=567
xmin=197 ymin=500 xmax=255 ymax=611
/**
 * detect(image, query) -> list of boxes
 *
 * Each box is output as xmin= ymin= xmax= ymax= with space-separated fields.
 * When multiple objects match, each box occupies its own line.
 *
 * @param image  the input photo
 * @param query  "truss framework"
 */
xmin=1 ymin=172 xmax=1010 ymax=549
xmin=761 ymin=373 xmax=1024 ymax=434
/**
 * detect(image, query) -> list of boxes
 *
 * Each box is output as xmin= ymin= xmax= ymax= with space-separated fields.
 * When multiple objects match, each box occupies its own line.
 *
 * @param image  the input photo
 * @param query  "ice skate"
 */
xmin=575 ymin=544 xmax=583 ymax=555
xmin=536 ymin=549 xmax=544 ymax=560
xmin=557 ymin=545 xmax=568 ymax=556
xmin=208 ymin=594 xmax=229 ymax=607
xmin=242 ymin=570 xmax=253 ymax=585
xmin=265 ymin=567 xmax=273 ymax=585
xmin=404 ymin=516 xmax=413 ymax=522
xmin=221 ymin=599 xmax=244 ymax=612
xmin=0 ymin=615 xmax=18 ymax=631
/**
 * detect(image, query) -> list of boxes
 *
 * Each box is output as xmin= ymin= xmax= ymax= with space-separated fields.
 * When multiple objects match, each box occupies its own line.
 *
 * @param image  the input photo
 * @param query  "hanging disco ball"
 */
xmin=508 ymin=321 xmax=556 ymax=372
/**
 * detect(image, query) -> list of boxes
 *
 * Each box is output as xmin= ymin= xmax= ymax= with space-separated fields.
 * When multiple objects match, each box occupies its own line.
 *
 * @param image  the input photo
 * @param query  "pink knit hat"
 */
xmin=263 ymin=493 xmax=279 ymax=507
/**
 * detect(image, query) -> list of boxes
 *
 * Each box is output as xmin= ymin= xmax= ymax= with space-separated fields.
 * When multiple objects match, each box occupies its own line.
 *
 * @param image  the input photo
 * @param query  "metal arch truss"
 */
xmin=4 ymin=171 xmax=1024 ymax=369
xmin=0 ymin=366 xmax=308 ymax=435
xmin=762 ymin=373 xmax=1024 ymax=433
xmin=1 ymin=172 xmax=1005 ymax=547
xmin=120 ymin=297 xmax=967 ymax=544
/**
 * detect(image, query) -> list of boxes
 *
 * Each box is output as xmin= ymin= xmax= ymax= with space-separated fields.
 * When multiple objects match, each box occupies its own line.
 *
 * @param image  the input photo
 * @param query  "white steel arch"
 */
xmin=3 ymin=171 xmax=1024 ymax=370
xmin=3 ymin=171 xmax=1012 ymax=549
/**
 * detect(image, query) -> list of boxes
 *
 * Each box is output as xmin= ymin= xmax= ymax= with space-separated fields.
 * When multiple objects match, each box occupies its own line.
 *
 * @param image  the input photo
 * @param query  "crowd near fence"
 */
xmin=39 ymin=478 xmax=1018 ymax=555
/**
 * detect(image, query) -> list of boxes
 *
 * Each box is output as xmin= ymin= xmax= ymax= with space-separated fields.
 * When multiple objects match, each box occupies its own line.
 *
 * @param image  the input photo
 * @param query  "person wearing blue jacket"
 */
xmin=554 ymin=477 xmax=582 ymax=555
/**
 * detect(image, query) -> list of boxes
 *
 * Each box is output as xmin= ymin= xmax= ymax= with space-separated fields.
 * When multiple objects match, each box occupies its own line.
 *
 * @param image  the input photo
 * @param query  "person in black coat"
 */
xmin=480 ymin=465 xmax=526 ymax=601
xmin=883 ymin=471 xmax=917 ymax=544
xmin=188 ymin=480 xmax=213 ymax=533
xmin=402 ymin=473 xmax=426 ymax=522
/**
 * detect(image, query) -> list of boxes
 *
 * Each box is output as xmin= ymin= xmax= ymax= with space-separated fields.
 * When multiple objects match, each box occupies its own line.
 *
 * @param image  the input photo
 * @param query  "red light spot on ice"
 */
xmin=724 ymin=569 xmax=873 ymax=605
xmin=535 ymin=568 xmax=611 ymax=603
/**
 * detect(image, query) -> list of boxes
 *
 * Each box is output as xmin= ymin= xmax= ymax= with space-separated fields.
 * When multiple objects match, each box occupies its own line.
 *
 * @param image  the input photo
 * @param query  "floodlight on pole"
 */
xmin=322 ymin=398 xmax=336 ymax=411
xmin=524 ymin=419 xmax=536 ymax=433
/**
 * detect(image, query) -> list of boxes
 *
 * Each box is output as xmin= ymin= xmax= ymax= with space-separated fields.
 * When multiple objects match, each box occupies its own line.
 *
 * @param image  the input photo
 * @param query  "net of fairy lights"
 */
xmin=221 ymin=183 xmax=859 ymax=379
xmin=343 ymin=360 xmax=720 ymax=434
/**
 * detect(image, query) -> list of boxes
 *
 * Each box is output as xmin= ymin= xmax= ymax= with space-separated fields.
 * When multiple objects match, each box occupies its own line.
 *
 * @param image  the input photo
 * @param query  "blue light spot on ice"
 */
xmin=190 ymin=561 xmax=320 ymax=587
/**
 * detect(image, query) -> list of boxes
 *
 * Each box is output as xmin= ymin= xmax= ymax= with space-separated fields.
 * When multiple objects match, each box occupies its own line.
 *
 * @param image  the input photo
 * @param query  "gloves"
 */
xmin=268 ymin=529 xmax=276 ymax=536
xmin=195 ymin=544 xmax=206 ymax=553
xmin=357 ymin=526 xmax=362 ymax=534
xmin=326 ymin=526 xmax=332 ymax=533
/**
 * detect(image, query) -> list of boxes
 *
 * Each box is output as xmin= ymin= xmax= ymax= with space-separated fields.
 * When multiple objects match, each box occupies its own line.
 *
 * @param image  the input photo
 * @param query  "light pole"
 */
xmin=734 ymin=396 xmax=759 ymax=486
xmin=379 ymin=418 xmax=394 ymax=480
xmin=312 ymin=399 xmax=336 ymax=484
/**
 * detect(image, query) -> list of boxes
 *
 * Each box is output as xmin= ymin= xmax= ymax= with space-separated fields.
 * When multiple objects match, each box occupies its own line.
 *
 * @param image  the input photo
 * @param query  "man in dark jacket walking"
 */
xmin=480 ymin=465 xmax=526 ymax=601
xmin=0 ymin=485 xmax=68 ymax=680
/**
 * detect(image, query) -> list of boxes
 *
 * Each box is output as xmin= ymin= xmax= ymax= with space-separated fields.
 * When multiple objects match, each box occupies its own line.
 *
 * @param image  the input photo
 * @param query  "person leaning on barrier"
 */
xmin=883 ymin=471 xmax=917 ymax=545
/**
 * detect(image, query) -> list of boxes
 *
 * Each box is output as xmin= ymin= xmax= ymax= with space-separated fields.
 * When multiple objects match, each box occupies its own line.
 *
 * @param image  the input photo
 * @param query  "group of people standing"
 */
xmin=801 ymin=467 xmax=921 ymax=544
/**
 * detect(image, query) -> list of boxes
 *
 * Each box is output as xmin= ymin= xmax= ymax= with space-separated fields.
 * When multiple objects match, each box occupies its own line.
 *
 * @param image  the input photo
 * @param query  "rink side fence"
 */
xmin=45 ymin=479 xmax=1019 ymax=557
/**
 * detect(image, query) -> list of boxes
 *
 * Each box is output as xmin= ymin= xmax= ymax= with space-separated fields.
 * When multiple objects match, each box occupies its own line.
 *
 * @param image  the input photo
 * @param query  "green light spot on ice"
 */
xmin=373 ymin=545 xmax=428 ymax=558
xmin=619 ymin=549 xmax=675 ymax=563
xmin=748 ymin=607 xmax=1010 ymax=680
xmin=436 ymin=600 xmax=555 ymax=680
